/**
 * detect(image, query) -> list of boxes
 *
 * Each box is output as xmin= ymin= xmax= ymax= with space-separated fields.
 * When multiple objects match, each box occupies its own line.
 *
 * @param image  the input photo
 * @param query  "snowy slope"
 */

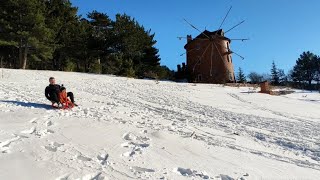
xmin=0 ymin=69 xmax=320 ymax=180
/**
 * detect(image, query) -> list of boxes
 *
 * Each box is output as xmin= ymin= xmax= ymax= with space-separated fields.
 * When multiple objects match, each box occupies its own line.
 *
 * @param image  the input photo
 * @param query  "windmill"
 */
xmin=177 ymin=6 xmax=248 ymax=84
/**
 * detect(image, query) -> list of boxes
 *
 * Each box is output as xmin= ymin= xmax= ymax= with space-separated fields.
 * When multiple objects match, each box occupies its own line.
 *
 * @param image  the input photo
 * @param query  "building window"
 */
xmin=226 ymin=42 xmax=230 ymax=51
xmin=227 ymin=55 xmax=230 ymax=62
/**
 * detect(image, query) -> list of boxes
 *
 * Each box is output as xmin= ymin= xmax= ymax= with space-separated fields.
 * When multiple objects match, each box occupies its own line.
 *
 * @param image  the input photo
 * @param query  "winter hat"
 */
xmin=60 ymin=87 xmax=66 ymax=92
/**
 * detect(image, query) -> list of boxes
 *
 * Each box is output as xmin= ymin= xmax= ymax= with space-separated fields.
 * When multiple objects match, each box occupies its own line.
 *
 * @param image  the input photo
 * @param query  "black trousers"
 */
xmin=67 ymin=92 xmax=75 ymax=103
xmin=49 ymin=92 xmax=75 ymax=103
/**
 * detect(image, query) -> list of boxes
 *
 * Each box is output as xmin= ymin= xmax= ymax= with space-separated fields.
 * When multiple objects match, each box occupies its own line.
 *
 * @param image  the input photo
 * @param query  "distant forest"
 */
xmin=237 ymin=51 xmax=320 ymax=90
xmin=0 ymin=0 xmax=173 ymax=79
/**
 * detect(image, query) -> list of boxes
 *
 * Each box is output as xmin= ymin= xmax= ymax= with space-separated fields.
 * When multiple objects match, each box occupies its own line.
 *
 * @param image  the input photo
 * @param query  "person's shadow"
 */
xmin=0 ymin=100 xmax=52 ymax=110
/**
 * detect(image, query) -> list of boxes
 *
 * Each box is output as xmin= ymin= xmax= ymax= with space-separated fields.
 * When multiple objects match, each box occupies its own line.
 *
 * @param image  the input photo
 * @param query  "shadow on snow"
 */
xmin=0 ymin=100 xmax=52 ymax=110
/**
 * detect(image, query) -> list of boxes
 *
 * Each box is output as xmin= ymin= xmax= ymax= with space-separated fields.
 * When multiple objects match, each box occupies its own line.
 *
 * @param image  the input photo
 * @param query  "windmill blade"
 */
xmin=225 ymin=20 xmax=245 ymax=34
xmin=179 ymin=37 xmax=210 ymax=57
xmin=193 ymin=43 xmax=212 ymax=72
xmin=210 ymin=43 xmax=214 ymax=76
xmin=180 ymin=52 xmax=187 ymax=56
xmin=177 ymin=37 xmax=210 ymax=41
xmin=212 ymin=42 xmax=224 ymax=62
xmin=200 ymin=43 xmax=211 ymax=59
xmin=180 ymin=46 xmax=199 ymax=56
xmin=230 ymin=51 xmax=245 ymax=60
xmin=218 ymin=6 xmax=232 ymax=29
xmin=212 ymin=40 xmax=245 ymax=60
xmin=230 ymin=38 xmax=249 ymax=41
xmin=183 ymin=19 xmax=211 ymax=40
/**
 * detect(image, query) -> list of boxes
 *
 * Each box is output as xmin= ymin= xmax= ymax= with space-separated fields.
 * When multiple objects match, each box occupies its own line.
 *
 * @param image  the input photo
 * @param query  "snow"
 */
xmin=0 ymin=68 xmax=320 ymax=180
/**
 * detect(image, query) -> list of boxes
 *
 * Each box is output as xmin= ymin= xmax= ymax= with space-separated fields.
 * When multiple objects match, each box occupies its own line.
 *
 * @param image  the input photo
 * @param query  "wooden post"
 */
xmin=260 ymin=81 xmax=270 ymax=94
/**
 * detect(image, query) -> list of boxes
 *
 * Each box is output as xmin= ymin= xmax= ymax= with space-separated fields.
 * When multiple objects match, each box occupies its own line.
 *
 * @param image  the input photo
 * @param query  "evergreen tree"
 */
xmin=0 ymin=0 xmax=18 ymax=68
xmin=112 ymin=13 xmax=161 ymax=77
xmin=237 ymin=67 xmax=246 ymax=83
xmin=87 ymin=11 xmax=113 ymax=57
xmin=1 ymin=0 xmax=54 ymax=69
xmin=45 ymin=0 xmax=79 ymax=70
xmin=271 ymin=61 xmax=280 ymax=85
xmin=315 ymin=56 xmax=320 ymax=85
xmin=291 ymin=51 xmax=318 ymax=87
xmin=278 ymin=69 xmax=287 ymax=85
xmin=102 ymin=53 xmax=123 ymax=75
xmin=248 ymin=72 xmax=263 ymax=84
xmin=0 ymin=1 xmax=165 ymax=78
xmin=155 ymin=66 xmax=174 ymax=80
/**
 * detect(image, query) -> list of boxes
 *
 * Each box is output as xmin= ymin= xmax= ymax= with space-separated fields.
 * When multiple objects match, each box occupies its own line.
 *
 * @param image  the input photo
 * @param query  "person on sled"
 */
xmin=45 ymin=77 xmax=77 ymax=108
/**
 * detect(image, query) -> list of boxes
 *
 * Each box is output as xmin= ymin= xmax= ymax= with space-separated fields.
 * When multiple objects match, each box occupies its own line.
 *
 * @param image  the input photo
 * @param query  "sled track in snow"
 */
xmin=83 ymin=85 xmax=320 ymax=170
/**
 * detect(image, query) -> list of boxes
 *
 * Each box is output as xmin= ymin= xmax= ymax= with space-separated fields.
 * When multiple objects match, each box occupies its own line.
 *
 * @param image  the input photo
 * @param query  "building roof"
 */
xmin=185 ymin=29 xmax=231 ymax=49
xmin=196 ymin=29 xmax=224 ymax=38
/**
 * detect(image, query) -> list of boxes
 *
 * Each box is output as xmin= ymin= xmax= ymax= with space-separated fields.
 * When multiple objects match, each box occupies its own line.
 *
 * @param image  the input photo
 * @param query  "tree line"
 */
xmin=237 ymin=51 xmax=320 ymax=90
xmin=0 ymin=0 xmax=173 ymax=79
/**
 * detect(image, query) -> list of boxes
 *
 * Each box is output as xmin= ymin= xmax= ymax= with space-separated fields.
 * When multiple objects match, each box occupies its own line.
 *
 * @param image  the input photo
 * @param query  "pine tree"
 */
xmin=0 ymin=2 xmax=163 ymax=77
xmin=278 ymin=69 xmax=287 ymax=85
xmin=237 ymin=67 xmax=246 ymax=83
xmin=0 ymin=0 xmax=18 ymax=68
xmin=271 ymin=61 xmax=280 ymax=85
xmin=0 ymin=0 xmax=54 ymax=69
xmin=68 ymin=19 xmax=93 ymax=72
xmin=291 ymin=51 xmax=318 ymax=87
xmin=45 ymin=0 xmax=79 ymax=70
xmin=112 ymin=13 xmax=161 ymax=77
xmin=316 ymin=57 xmax=320 ymax=85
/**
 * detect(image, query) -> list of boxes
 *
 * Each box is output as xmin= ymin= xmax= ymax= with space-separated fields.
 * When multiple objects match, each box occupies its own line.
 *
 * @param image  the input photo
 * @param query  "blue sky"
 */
xmin=70 ymin=0 xmax=320 ymax=75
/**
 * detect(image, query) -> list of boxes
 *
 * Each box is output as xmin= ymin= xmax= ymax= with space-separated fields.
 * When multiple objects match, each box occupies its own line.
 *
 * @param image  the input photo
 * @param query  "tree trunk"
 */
xmin=19 ymin=39 xmax=23 ymax=69
xmin=76 ymin=61 xmax=80 ymax=72
xmin=53 ymin=58 xmax=57 ymax=70
xmin=0 ymin=56 xmax=3 ymax=68
xmin=21 ymin=45 xmax=28 ymax=69
xmin=58 ymin=55 xmax=62 ymax=71
xmin=308 ymin=79 xmax=312 ymax=90
xmin=84 ymin=59 xmax=88 ymax=72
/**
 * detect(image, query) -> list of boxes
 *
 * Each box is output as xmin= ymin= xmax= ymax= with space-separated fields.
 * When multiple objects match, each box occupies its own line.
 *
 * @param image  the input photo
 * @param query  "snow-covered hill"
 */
xmin=0 ymin=69 xmax=320 ymax=180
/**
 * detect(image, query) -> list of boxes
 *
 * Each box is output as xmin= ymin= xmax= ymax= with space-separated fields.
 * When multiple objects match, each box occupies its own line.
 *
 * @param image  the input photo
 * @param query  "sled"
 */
xmin=52 ymin=102 xmax=74 ymax=110
xmin=51 ymin=90 xmax=75 ymax=110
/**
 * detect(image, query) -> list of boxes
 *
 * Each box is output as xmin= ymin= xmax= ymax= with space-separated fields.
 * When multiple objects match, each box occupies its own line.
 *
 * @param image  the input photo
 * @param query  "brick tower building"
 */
xmin=184 ymin=29 xmax=235 ymax=83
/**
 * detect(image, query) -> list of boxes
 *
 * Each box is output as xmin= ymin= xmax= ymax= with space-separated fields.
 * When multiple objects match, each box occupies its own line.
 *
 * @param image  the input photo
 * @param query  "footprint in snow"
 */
xmin=34 ymin=129 xmax=54 ymax=137
xmin=44 ymin=142 xmax=64 ymax=152
xmin=97 ymin=154 xmax=109 ymax=165
xmin=174 ymin=167 xmax=210 ymax=179
xmin=55 ymin=173 xmax=70 ymax=180
xmin=77 ymin=154 xmax=92 ymax=161
xmin=45 ymin=120 xmax=53 ymax=127
xmin=45 ymin=146 xmax=57 ymax=152
xmin=0 ymin=136 xmax=20 ymax=153
xmin=121 ymin=132 xmax=151 ymax=159
xmin=220 ymin=174 xmax=235 ymax=180
xmin=122 ymin=133 xmax=137 ymax=141
xmin=131 ymin=166 xmax=155 ymax=173
xmin=29 ymin=118 xmax=37 ymax=123
xmin=21 ymin=127 xmax=36 ymax=134
xmin=79 ymin=172 xmax=104 ymax=180
xmin=56 ymin=172 xmax=104 ymax=180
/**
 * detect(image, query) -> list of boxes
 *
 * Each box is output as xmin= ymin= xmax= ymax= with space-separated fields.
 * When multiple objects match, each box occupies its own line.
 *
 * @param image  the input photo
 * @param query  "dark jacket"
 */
xmin=45 ymin=84 xmax=61 ymax=101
